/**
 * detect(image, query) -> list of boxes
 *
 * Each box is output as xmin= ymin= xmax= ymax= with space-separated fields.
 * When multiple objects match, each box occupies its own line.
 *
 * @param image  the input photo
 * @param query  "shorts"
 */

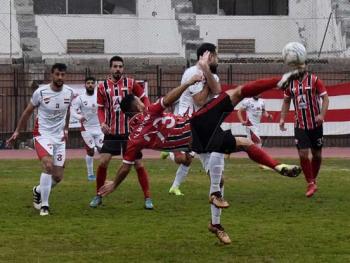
xmin=34 ymin=136 xmax=66 ymax=166
xmin=190 ymin=93 xmax=236 ymax=154
xmin=294 ymin=125 xmax=324 ymax=150
xmin=101 ymin=134 xmax=143 ymax=159
xmin=81 ymin=130 xmax=104 ymax=150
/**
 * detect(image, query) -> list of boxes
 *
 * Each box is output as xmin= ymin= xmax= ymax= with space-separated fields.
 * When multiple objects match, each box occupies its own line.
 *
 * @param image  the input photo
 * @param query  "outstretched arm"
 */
xmin=98 ymin=163 xmax=132 ymax=196
xmin=237 ymin=107 xmax=248 ymax=125
xmin=279 ymin=97 xmax=291 ymax=131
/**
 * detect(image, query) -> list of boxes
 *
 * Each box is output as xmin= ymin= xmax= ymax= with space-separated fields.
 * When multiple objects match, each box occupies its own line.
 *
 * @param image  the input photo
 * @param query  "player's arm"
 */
xmin=192 ymin=85 xmax=210 ymax=107
xmin=163 ymin=74 xmax=202 ymax=107
xmin=98 ymin=163 xmax=132 ymax=196
xmin=237 ymin=107 xmax=248 ymax=126
xmin=71 ymin=98 xmax=86 ymax=122
xmin=315 ymin=78 xmax=329 ymax=125
xmin=198 ymin=51 xmax=221 ymax=94
xmin=279 ymin=96 xmax=291 ymax=131
xmin=97 ymin=85 xmax=110 ymax=134
xmin=262 ymin=106 xmax=273 ymax=121
xmin=132 ymin=81 xmax=150 ymax=107
xmin=6 ymin=102 xmax=35 ymax=146
xmin=62 ymin=105 xmax=70 ymax=141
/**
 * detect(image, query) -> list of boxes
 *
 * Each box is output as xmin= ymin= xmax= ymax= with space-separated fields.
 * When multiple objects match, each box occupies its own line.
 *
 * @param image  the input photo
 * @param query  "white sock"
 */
xmin=85 ymin=155 xmax=94 ymax=176
xmin=211 ymin=185 xmax=224 ymax=225
xmin=171 ymin=164 xmax=190 ymax=188
xmin=39 ymin=173 xmax=52 ymax=207
xmin=169 ymin=152 xmax=175 ymax=162
xmin=208 ymin=153 xmax=224 ymax=194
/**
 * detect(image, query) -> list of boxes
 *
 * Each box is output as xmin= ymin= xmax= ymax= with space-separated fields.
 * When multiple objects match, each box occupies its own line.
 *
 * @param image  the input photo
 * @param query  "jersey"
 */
xmin=123 ymin=98 xmax=192 ymax=164
xmin=97 ymin=76 xmax=146 ymax=135
xmin=284 ymin=72 xmax=327 ymax=130
xmin=31 ymin=84 xmax=74 ymax=140
xmin=178 ymin=65 xmax=219 ymax=116
xmin=241 ymin=98 xmax=265 ymax=127
xmin=71 ymin=92 xmax=101 ymax=132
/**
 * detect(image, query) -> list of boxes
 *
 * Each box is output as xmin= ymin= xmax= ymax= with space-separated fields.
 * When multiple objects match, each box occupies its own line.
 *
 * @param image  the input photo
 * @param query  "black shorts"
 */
xmin=100 ymin=134 xmax=142 ymax=159
xmin=190 ymin=93 xmax=236 ymax=154
xmin=294 ymin=125 xmax=324 ymax=150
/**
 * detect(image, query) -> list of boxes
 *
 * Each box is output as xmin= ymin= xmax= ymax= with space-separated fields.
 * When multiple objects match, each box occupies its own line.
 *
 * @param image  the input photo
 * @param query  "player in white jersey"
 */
xmin=7 ymin=63 xmax=73 ymax=216
xmin=71 ymin=77 xmax=104 ymax=181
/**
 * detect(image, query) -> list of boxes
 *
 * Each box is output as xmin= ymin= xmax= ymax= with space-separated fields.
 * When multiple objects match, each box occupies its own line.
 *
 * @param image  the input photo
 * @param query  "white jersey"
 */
xmin=31 ymin=84 xmax=74 ymax=140
xmin=241 ymin=98 xmax=266 ymax=127
xmin=71 ymin=91 xmax=101 ymax=132
xmin=178 ymin=65 xmax=219 ymax=116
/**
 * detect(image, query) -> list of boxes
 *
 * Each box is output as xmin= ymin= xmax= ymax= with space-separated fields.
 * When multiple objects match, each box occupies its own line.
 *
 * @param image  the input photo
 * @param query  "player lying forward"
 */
xmin=98 ymin=72 xmax=301 ymax=197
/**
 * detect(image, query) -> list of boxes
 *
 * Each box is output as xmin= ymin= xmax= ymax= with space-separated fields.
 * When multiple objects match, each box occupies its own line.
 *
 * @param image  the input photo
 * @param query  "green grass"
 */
xmin=0 ymin=158 xmax=349 ymax=263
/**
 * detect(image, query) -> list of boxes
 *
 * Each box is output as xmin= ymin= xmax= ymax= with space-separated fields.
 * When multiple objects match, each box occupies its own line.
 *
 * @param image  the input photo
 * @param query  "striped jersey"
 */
xmin=284 ymin=72 xmax=327 ymax=130
xmin=123 ymin=98 xmax=191 ymax=164
xmin=97 ymin=76 xmax=146 ymax=135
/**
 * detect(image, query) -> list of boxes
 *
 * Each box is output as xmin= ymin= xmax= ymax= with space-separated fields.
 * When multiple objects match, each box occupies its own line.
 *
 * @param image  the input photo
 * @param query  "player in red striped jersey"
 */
xmin=279 ymin=44 xmax=329 ymax=197
xmin=89 ymin=56 xmax=153 ymax=209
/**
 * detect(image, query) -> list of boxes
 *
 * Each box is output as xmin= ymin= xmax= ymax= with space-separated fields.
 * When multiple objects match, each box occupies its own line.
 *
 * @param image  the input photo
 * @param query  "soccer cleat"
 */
xmin=89 ymin=195 xmax=102 ymax=208
xmin=169 ymin=186 xmax=184 ymax=196
xmin=306 ymin=182 xmax=318 ymax=198
xmin=144 ymin=198 xmax=154 ymax=210
xmin=277 ymin=69 xmax=300 ymax=89
xmin=209 ymin=192 xmax=229 ymax=209
xmin=32 ymin=186 xmax=41 ymax=210
xmin=208 ymin=223 xmax=232 ymax=245
xmin=160 ymin=151 xmax=170 ymax=160
xmin=275 ymin=164 xmax=301 ymax=178
xmin=40 ymin=206 xmax=49 ymax=216
xmin=87 ymin=174 xmax=96 ymax=181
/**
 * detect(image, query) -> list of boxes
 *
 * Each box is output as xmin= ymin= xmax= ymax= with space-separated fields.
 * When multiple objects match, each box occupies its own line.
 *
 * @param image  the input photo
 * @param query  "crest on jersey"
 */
xmin=43 ymin=97 xmax=50 ymax=104
xmin=297 ymin=94 xmax=307 ymax=109
xmin=112 ymin=96 xmax=122 ymax=112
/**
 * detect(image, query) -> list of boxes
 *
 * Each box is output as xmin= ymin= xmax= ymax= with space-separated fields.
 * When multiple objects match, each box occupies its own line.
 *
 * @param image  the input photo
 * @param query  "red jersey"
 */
xmin=123 ymin=98 xmax=192 ymax=164
xmin=97 ymin=76 xmax=148 ymax=135
xmin=284 ymin=73 xmax=327 ymax=130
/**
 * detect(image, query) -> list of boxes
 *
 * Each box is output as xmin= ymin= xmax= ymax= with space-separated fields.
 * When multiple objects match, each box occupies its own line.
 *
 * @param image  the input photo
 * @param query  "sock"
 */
xmin=39 ymin=173 xmax=52 ymax=207
xmin=241 ymin=77 xmax=280 ymax=97
xmin=171 ymin=164 xmax=190 ymax=188
xmin=136 ymin=167 xmax=151 ymax=199
xmin=85 ymin=155 xmax=94 ymax=176
xmin=208 ymin=153 xmax=224 ymax=194
xmin=312 ymin=158 xmax=322 ymax=180
xmin=96 ymin=165 xmax=107 ymax=194
xmin=300 ymin=158 xmax=314 ymax=183
xmin=246 ymin=144 xmax=279 ymax=169
xmin=169 ymin=152 xmax=175 ymax=162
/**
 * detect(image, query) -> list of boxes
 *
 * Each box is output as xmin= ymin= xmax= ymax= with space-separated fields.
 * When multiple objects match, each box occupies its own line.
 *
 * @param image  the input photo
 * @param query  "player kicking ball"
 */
xmin=7 ymin=63 xmax=74 ymax=216
xmin=71 ymin=76 xmax=104 ymax=181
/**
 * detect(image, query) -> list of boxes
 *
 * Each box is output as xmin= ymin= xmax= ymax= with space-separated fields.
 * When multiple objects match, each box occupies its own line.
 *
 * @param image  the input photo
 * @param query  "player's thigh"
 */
xmin=52 ymin=142 xmax=66 ymax=167
xmin=81 ymin=131 xmax=95 ymax=150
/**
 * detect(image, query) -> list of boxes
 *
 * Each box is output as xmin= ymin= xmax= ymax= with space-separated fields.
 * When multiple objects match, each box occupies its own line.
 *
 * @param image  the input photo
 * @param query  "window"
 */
xmin=34 ymin=0 xmax=137 ymax=15
xmin=193 ymin=0 xmax=288 ymax=16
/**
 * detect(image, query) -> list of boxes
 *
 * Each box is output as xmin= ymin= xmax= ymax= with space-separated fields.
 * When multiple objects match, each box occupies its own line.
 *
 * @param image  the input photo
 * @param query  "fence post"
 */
xmin=13 ymin=67 xmax=18 ymax=131
xmin=157 ymin=65 xmax=162 ymax=97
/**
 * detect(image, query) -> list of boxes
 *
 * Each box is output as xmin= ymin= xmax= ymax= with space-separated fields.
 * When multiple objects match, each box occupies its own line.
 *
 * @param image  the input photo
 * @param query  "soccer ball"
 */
xmin=282 ymin=42 xmax=307 ymax=66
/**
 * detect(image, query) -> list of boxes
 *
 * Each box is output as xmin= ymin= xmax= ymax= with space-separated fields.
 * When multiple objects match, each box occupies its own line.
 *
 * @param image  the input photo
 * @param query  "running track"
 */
xmin=0 ymin=148 xmax=349 ymax=160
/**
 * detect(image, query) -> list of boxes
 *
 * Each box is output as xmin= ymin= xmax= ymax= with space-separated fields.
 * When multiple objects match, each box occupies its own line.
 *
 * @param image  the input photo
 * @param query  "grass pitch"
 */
xmin=0 ymin=158 xmax=349 ymax=262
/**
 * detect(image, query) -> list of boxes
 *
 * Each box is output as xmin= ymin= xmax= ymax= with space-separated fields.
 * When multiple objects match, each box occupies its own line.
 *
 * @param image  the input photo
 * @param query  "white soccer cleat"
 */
xmin=32 ymin=186 xmax=41 ymax=210
xmin=40 ymin=206 xmax=49 ymax=216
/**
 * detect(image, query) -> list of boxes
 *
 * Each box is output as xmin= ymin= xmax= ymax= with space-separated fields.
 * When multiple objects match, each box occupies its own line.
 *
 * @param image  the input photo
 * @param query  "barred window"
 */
xmin=34 ymin=0 xmax=66 ymax=14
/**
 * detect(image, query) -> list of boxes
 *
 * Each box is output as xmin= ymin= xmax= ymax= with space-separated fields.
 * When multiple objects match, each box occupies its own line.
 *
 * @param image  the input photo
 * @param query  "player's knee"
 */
xmin=236 ymin=137 xmax=254 ymax=151
xmin=298 ymin=150 xmax=309 ymax=160
xmin=43 ymin=160 xmax=54 ymax=174
xmin=99 ymin=157 xmax=110 ymax=168
xmin=134 ymin=160 xmax=143 ymax=169
xmin=87 ymin=148 xmax=94 ymax=156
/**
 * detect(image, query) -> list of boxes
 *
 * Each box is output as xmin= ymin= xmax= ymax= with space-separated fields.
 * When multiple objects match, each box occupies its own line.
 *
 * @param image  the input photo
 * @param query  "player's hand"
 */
xmin=80 ymin=117 xmax=87 ymax=123
xmin=101 ymin=123 xmax=111 ymax=134
xmin=98 ymin=180 xmax=116 ymax=197
xmin=315 ymin=114 xmax=324 ymax=126
xmin=279 ymin=120 xmax=287 ymax=131
xmin=198 ymin=51 xmax=211 ymax=70
xmin=6 ymin=131 xmax=19 ymax=147
xmin=268 ymin=114 xmax=273 ymax=121
xmin=62 ymin=129 xmax=69 ymax=141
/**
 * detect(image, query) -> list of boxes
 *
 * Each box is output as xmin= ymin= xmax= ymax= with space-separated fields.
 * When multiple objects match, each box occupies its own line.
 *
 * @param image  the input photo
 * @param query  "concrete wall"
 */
xmin=35 ymin=0 xmax=184 ymax=59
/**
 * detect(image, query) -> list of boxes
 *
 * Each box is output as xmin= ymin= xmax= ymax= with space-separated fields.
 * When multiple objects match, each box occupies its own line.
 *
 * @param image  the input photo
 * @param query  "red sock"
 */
xmin=241 ymin=77 xmax=280 ymax=97
xmin=246 ymin=144 xmax=279 ymax=169
xmin=300 ymin=158 xmax=314 ymax=183
xmin=96 ymin=165 xmax=107 ymax=194
xmin=311 ymin=158 xmax=322 ymax=180
xmin=136 ymin=167 xmax=151 ymax=199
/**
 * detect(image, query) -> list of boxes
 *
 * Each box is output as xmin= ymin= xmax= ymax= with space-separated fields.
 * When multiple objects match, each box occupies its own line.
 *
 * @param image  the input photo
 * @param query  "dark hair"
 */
xmin=51 ymin=63 xmax=67 ymax=73
xmin=120 ymin=94 xmax=136 ymax=115
xmin=109 ymin=56 xmax=124 ymax=67
xmin=85 ymin=76 xmax=96 ymax=83
xmin=197 ymin=43 xmax=216 ymax=60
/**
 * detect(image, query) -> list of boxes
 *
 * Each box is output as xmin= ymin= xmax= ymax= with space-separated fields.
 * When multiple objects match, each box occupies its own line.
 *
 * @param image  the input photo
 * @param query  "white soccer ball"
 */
xmin=282 ymin=42 xmax=307 ymax=66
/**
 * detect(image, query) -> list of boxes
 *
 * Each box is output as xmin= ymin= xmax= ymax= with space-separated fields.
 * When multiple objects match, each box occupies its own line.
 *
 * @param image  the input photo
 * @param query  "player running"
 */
xmin=71 ymin=76 xmax=104 ymax=181
xmin=7 ymin=63 xmax=74 ymax=216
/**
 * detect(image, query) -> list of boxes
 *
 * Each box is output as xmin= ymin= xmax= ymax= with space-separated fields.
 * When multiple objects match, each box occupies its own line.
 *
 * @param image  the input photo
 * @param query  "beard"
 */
xmin=209 ymin=64 xmax=218 ymax=74
xmin=86 ymin=89 xmax=94 ymax=95
xmin=53 ymin=80 xmax=63 ymax=88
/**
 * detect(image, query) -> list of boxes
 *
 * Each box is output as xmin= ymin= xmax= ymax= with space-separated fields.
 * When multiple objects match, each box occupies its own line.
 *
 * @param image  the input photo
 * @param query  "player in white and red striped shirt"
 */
xmin=280 ymin=43 xmax=329 ymax=197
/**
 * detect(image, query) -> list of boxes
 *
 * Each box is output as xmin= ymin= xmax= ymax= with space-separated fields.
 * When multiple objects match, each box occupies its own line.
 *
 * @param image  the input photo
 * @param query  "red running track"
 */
xmin=0 ymin=148 xmax=349 ymax=160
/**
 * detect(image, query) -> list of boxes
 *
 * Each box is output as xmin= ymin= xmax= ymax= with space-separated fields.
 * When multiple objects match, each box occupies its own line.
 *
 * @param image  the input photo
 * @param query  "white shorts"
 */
xmin=81 ymin=130 xmax=104 ymax=150
xmin=246 ymin=126 xmax=261 ymax=145
xmin=34 ymin=136 xmax=66 ymax=166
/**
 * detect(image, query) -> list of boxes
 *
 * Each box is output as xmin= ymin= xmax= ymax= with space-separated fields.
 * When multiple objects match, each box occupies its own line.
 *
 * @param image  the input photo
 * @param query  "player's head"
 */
xmin=85 ymin=76 xmax=96 ymax=95
xmin=120 ymin=94 xmax=145 ymax=116
xmin=51 ymin=63 xmax=67 ymax=89
xmin=109 ymin=56 xmax=124 ymax=81
xmin=197 ymin=43 xmax=218 ymax=74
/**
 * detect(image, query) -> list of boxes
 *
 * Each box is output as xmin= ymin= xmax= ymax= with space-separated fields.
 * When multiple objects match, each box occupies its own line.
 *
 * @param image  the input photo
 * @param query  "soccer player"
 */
xmin=89 ymin=56 xmax=153 ymax=209
xmin=71 ymin=76 xmax=104 ymax=181
xmin=98 ymin=66 xmax=302 ymax=244
xmin=279 ymin=53 xmax=329 ymax=197
xmin=6 ymin=63 xmax=73 ymax=216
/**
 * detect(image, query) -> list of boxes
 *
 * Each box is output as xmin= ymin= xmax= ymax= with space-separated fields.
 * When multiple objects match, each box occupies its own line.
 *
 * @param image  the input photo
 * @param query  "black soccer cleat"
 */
xmin=33 ymin=186 xmax=41 ymax=210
